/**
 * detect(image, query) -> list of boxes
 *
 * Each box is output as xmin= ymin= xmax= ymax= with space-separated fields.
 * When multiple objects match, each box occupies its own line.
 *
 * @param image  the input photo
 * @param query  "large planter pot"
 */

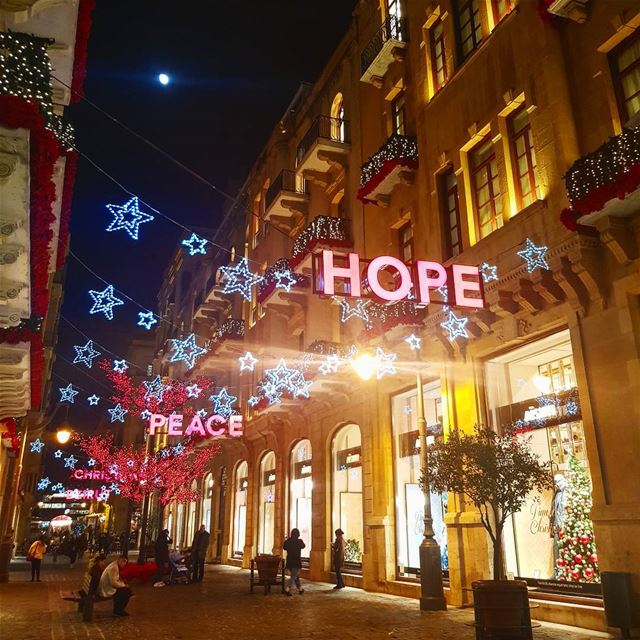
xmin=255 ymin=554 xmax=281 ymax=585
xmin=471 ymin=579 xmax=532 ymax=640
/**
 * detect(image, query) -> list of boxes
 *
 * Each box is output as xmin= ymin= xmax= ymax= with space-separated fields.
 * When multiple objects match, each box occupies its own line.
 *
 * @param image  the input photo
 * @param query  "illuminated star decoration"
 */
xmin=375 ymin=347 xmax=397 ymax=379
xmin=73 ymin=339 xmax=101 ymax=368
xmin=273 ymin=269 xmax=297 ymax=292
xmin=109 ymin=483 xmax=121 ymax=495
xmin=263 ymin=358 xmax=311 ymax=400
xmin=247 ymin=395 xmax=260 ymax=407
xmin=261 ymin=381 xmax=282 ymax=405
xmin=197 ymin=408 xmax=207 ymax=418
xmin=436 ymin=285 xmax=450 ymax=312
xmin=239 ymin=351 xmax=258 ymax=372
xmin=169 ymin=333 xmax=207 ymax=369
xmin=108 ymin=403 xmax=128 ymax=423
xmin=59 ymin=383 xmax=78 ymax=403
xmin=181 ymin=233 xmax=208 ymax=256
xmin=51 ymin=483 xmax=64 ymax=493
xmin=479 ymin=262 xmax=498 ymax=283
xmin=63 ymin=454 xmax=78 ymax=469
xmin=517 ymin=238 xmax=549 ymax=273
xmin=144 ymin=375 xmax=167 ymax=402
xmin=108 ymin=463 xmax=119 ymax=475
xmin=37 ymin=477 xmax=50 ymax=491
xmin=405 ymin=334 xmax=421 ymax=351
xmin=565 ymin=401 xmax=579 ymax=416
xmin=140 ymin=409 xmax=152 ymax=420
xmin=113 ymin=359 xmax=128 ymax=373
xmin=53 ymin=449 xmax=63 ymax=458
xmin=440 ymin=311 xmax=469 ymax=341
xmin=127 ymin=459 xmax=135 ymax=468
xmin=319 ymin=354 xmax=341 ymax=375
xmin=185 ymin=383 xmax=202 ymax=399
xmin=210 ymin=388 xmax=237 ymax=418
xmin=87 ymin=394 xmax=100 ymax=406
xmin=173 ymin=443 xmax=185 ymax=456
xmin=105 ymin=196 xmax=154 ymax=240
xmin=338 ymin=298 xmax=370 ymax=323
xmin=89 ymin=284 xmax=124 ymax=320
xmin=138 ymin=311 xmax=158 ymax=331
xmin=220 ymin=256 xmax=264 ymax=301
xmin=87 ymin=458 xmax=96 ymax=467
xmin=30 ymin=438 xmax=45 ymax=453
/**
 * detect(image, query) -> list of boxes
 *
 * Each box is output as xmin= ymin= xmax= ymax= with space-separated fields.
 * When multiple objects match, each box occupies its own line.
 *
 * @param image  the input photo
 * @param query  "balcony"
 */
xmin=357 ymin=134 xmax=418 ymax=205
xmin=360 ymin=16 xmax=408 ymax=87
xmin=264 ymin=170 xmax=309 ymax=234
xmin=258 ymin=258 xmax=308 ymax=305
xmin=564 ymin=127 xmax=640 ymax=228
xmin=194 ymin=271 xmax=230 ymax=319
xmin=289 ymin=215 xmax=352 ymax=272
xmin=209 ymin=318 xmax=245 ymax=355
xmin=295 ymin=115 xmax=350 ymax=175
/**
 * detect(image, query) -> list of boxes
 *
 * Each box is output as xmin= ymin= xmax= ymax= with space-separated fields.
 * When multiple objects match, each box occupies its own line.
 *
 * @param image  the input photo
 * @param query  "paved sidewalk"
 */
xmin=0 ymin=556 xmax=611 ymax=640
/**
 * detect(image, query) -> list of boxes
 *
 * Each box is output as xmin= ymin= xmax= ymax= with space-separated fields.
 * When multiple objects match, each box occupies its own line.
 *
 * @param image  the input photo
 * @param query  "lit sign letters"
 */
xmin=148 ymin=413 xmax=244 ymax=438
xmin=72 ymin=469 xmax=110 ymax=481
xmin=315 ymin=250 xmax=484 ymax=308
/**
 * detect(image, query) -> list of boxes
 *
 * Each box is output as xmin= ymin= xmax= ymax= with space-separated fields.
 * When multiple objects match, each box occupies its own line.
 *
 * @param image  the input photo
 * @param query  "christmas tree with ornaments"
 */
xmin=555 ymin=456 xmax=600 ymax=583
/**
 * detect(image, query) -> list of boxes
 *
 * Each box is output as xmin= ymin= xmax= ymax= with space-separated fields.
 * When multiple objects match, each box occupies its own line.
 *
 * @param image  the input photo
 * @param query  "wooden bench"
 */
xmin=61 ymin=573 xmax=111 ymax=621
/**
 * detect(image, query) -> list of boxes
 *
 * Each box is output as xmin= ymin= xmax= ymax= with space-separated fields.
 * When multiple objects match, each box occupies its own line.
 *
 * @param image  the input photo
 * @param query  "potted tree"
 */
xmin=422 ymin=425 xmax=552 ymax=639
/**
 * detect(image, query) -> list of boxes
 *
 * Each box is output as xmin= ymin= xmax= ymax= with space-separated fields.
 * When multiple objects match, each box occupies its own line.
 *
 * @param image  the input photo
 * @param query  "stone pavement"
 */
xmin=0 ymin=556 xmax=612 ymax=640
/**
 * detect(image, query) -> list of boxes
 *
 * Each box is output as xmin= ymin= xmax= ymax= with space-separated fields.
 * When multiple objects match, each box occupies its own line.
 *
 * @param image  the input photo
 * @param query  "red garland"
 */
xmin=357 ymin=157 xmax=419 ymax=204
xmin=289 ymin=238 xmax=352 ymax=269
xmin=0 ymin=417 xmax=20 ymax=453
xmin=56 ymin=151 xmax=78 ymax=269
xmin=70 ymin=0 xmax=96 ymax=103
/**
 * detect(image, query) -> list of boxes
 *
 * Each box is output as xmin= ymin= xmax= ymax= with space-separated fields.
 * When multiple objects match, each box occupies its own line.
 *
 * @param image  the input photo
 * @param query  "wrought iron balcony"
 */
xmin=360 ymin=16 xmax=408 ymax=86
xmin=563 ymin=127 xmax=640 ymax=228
xmin=295 ymin=115 xmax=350 ymax=174
xmin=264 ymin=170 xmax=309 ymax=230
xmin=290 ymin=215 xmax=352 ymax=271
xmin=358 ymin=134 xmax=418 ymax=205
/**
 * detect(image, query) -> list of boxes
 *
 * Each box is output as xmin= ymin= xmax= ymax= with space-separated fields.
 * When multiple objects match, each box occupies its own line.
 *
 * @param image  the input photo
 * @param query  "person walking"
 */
xmin=332 ymin=528 xmax=345 ymax=589
xmin=190 ymin=524 xmax=210 ymax=583
xmin=67 ymin=535 xmax=78 ymax=568
xmin=152 ymin=529 xmax=172 ymax=586
xmin=27 ymin=535 xmax=47 ymax=582
xmin=283 ymin=528 xmax=305 ymax=596
xmin=98 ymin=555 xmax=132 ymax=617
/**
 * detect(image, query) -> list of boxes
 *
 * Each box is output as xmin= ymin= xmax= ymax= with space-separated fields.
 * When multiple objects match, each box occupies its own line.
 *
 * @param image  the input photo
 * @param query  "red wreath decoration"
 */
xmin=70 ymin=0 xmax=96 ymax=102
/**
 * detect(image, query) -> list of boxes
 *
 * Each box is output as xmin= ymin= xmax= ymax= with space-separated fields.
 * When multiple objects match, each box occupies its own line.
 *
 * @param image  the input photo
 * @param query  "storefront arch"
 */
xmin=257 ymin=450 xmax=277 ymax=555
xmin=201 ymin=472 xmax=213 ymax=529
xmin=288 ymin=439 xmax=312 ymax=556
xmin=231 ymin=460 xmax=248 ymax=558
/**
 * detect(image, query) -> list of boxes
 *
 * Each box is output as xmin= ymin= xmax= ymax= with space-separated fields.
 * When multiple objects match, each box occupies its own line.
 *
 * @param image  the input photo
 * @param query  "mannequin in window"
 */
xmin=549 ymin=474 xmax=567 ymax=571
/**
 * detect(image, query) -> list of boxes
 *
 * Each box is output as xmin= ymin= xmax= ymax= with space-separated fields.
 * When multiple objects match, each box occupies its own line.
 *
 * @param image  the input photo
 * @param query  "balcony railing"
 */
xmin=265 ymin=170 xmax=308 ymax=212
xmin=360 ymin=15 xmax=408 ymax=80
xmin=290 ymin=216 xmax=352 ymax=268
xmin=296 ymin=115 xmax=351 ymax=168
xmin=211 ymin=318 xmax=244 ymax=346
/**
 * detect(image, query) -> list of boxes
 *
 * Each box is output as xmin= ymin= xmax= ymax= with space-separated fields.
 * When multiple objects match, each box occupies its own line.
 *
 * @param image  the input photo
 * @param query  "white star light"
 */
xmin=319 ymin=354 xmax=341 ymax=375
xmin=210 ymin=388 xmax=237 ymax=418
xmin=108 ymin=403 xmax=128 ymax=423
xmin=144 ymin=375 xmax=167 ymax=402
xmin=108 ymin=463 xmax=119 ymax=475
xmin=181 ymin=233 xmax=208 ymax=256
xmin=73 ymin=339 xmax=101 ymax=368
xmin=261 ymin=381 xmax=282 ymax=405
xmin=64 ymin=455 xmax=78 ymax=469
xmin=87 ymin=394 xmax=100 ymax=406
xmin=479 ymin=262 xmax=498 ymax=283
xmin=137 ymin=311 xmax=158 ymax=330
xmin=140 ymin=409 xmax=152 ymax=420
xmin=89 ymin=285 xmax=124 ymax=320
xmin=197 ymin=408 xmax=207 ymax=418
xmin=273 ymin=269 xmax=297 ymax=292
xmin=247 ymin=395 xmax=260 ymax=407
xmin=105 ymin=196 xmax=154 ymax=240
xmin=51 ymin=483 xmax=64 ymax=493
xmin=517 ymin=238 xmax=549 ymax=272
xmin=338 ymin=298 xmax=370 ymax=323
xmin=37 ymin=477 xmax=51 ymax=491
xmin=405 ymin=334 xmax=421 ymax=351
xmin=53 ymin=449 xmax=63 ymax=458
xmin=239 ymin=352 xmax=258 ymax=372
xmin=87 ymin=458 xmax=96 ymax=467
xmin=169 ymin=333 xmax=207 ymax=369
xmin=173 ymin=443 xmax=185 ymax=455
xmin=113 ymin=359 xmax=128 ymax=373
xmin=185 ymin=383 xmax=202 ymax=398
xmin=30 ymin=438 xmax=45 ymax=453
xmin=59 ymin=383 xmax=78 ymax=403
xmin=220 ymin=257 xmax=263 ymax=301
xmin=440 ymin=311 xmax=469 ymax=341
xmin=375 ymin=347 xmax=397 ymax=379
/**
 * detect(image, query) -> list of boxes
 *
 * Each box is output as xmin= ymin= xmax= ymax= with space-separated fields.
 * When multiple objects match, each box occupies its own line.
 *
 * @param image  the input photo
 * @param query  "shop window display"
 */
xmin=289 ymin=440 xmax=312 ymax=558
xmin=331 ymin=424 xmax=364 ymax=566
xmin=258 ymin=451 xmax=276 ymax=554
xmin=176 ymin=502 xmax=185 ymax=549
xmin=485 ymin=330 xmax=599 ymax=590
xmin=233 ymin=461 xmax=248 ymax=557
xmin=185 ymin=480 xmax=197 ymax=546
xmin=392 ymin=382 xmax=448 ymax=578
xmin=201 ymin=473 xmax=213 ymax=528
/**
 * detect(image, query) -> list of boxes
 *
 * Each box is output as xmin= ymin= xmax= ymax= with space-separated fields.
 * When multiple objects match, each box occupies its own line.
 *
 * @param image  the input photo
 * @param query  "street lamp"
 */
xmin=351 ymin=347 xmax=447 ymax=611
xmin=56 ymin=427 xmax=72 ymax=444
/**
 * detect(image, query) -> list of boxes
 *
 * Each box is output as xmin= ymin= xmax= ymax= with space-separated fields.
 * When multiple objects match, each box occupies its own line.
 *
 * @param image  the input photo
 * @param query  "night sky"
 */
xmin=53 ymin=1 xmax=356 ymax=431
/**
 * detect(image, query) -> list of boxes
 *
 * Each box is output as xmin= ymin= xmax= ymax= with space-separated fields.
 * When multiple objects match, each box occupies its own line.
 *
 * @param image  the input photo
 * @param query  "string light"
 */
xmin=144 ymin=375 xmax=167 ymax=402
xmin=59 ymin=383 xmax=79 ymax=403
xmin=113 ymin=359 xmax=129 ymax=373
xmin=197 ymin=408 xmax=207 ymax=418
xmin=89 ymin=285 xmax=124 ymax=320
xmin=181 ymin=233 xmax=207 ymax=255
xmin=87 ymin=458 xmax=96 ymax=467
xmin=140 ymin=409 xmax=152 ymax=420
xmin=210 ymin=388 xmax=237 ymax=418
xmin=290 ymin=216 xmax=351 ymax=266
xmin=30 ymin=438 xmax=45 ymax=453
xmin=517 ymin=238 xmax=549 ymax=272
xmin=319 ymin=354 xmax=341 ymax=375
xmin=479 ymin=262 xmax=498 ymax=283
xmin=54 ymin=449 xmax=63 ymax=459
xmin=105 ymin=196 xmax=154 ymax=240
xmin=239 ymin=352 xmax=258 ymax=372
xmin=87 ymin=394 xmax=100 ymax=405
xmin=138 ymin=311 xmax=157 ymax=330
xmin=108 ymin=403 xmax=128 ymax=423
xmin=338 ymin=298 xmax=370 ymax=323
xmin=51 ymin=483 xmax=65 ymax=492
xmin=169 ymin=333 xmax=207 ymax=369
xmin=220 ymin=257 xmax=264 ymax=301
xmin=440 ymin=311 xmax=469 ymax=341
xmin=37 ymin=477 xmax=51 ymax=491
xmin=73 ymin=339 xmax=101 ymax=368
xmin=274 ymin=269 xmax=297 ymax=292
xmin=248 ymin=395 xmax=260 ymax=407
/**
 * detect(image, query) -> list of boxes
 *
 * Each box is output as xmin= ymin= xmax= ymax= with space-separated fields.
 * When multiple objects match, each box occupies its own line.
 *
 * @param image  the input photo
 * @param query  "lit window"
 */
xmin=455 ymin=0 xmax=482 ymax=61
xmin=398 ymin=222 xmax=414 ymax=262
xmin=471 ymin=138 xmax=503 ymax=238
xmin=439 ymin=168 xmax=462 ymax=258
xmin=391 ymin=93 xmax=406 ymax=135
xmin=611 ymin=32 xmax=640 ymax=123
xmin=491 ymin=0 xmax=513 ymax=24
xmin=509 ymin=107 xmax=540 ymax=210
xmin=430 ymin=18 xmax=448 ymax=92
xmin=387 ymin=0 xmax=402 ymax=38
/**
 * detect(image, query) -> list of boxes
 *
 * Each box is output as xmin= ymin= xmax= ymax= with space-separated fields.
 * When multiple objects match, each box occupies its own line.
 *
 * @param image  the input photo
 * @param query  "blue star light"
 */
xmin=181 ymin=233 xmax=207 ymax=256
xmin=319 ymin=354 xmax=341 ymax=375
xmin=108 ymin=403 xmax=128 ymax=423
xmin=140 ymin=409 xmax=152 ymax=420
xmin=30 ymin=438 xmax=45 ymax=453
xmin=197 ymin=408 xmax=207 ymax=418
xmin=565 ymin=401 xmax=579 ymax=416
xmin=51 ymin=483 xmax=64 ymax=493
xmin=127 ymin=459 xmax=135 ymax=468
xmin=87 ymin=394 xmax=100 ymax=406
xmin=239 ymin=352 xmax=258 ymax=372
xmin=169 ymin=333 xmax=207 ymax=369
xmin=185 ymin=383 xmax=202 ymax=398
xmin=53 ymin=449 xmax=63 ymax=458
xmin=89 ymin=285 xmax=124 ymax=320
xmin=144 ymin=375 xmax=167 ymax=402
xmin=73 ymin=339 xmax=101 ymax=368
xmin=220 ymin=257 xmax=263 ymax=301
xmin=59 ymin=383 xmax=78 ymax=403
xmin=405 ymin=334 xmax=421 ymax=351
xmin=210 ymin=388 xmax=237 ymax=418
xmin=37 ymin=477 xmax=51 ymax=491
xmin=106 ymin=196 xmax=154 ymax=240
xmin=440 ymin=311 xmax=469 ymax=341
xmin=261 ymin=381 xmax=282 ymax=405
xmin=64 ymin=454 xmax=78 ymax=469
xmin=108 ymin=463 xmax=119 ymax=475
xmin=247 ymin=395 xmax=260 ymax=407
xmin=263 ymin=358 xmax=311 ymax=399
xmin=479 ymin=262 xmax=498 ymax=283
xmin=113 ymin=359 xmax=128 ymax=373
xmin=172 ymin=443 xmax=185 ymax=456
xmin=517 ymin=238 xmax=549 ymax=273
xmin=274 ymin=269 xmax=297 ymax=292
xmin=138 ymin=311 xmax=158 ymax=331
xmin=87 ymin=458 xmax=96 ymax=467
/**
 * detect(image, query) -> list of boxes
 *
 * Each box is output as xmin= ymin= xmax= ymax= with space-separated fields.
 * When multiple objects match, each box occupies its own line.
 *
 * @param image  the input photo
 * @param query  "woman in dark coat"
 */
xmin=151 ymin=529 xmax=172 ymax=586
xmin=283 ymin=528 xmax=306 ymax=596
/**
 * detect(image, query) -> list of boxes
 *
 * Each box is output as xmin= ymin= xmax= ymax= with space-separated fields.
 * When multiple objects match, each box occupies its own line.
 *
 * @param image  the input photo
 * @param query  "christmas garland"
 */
xmin=290 ymin=216 xmax=351 ymax=268
xmin=258 ymin=258 xmax=308 ymax=303
xmin=0 ymin=417 xmax=20 ymax=454
xmin=70 ymin=0 xmax=97 ymax=103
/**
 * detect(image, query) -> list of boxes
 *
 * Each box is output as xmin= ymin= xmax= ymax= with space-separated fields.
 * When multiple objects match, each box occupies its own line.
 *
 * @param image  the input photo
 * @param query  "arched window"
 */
xmin=331 ymin=424 xmax=364 ymax=565
xmin=176 ymin=502 xmax=185 ymax=550
xmin=257 ymin=451 xmax=276 ymax=554
xmin=185 ymin=480 xmax=198 ymax=546
xmin=289 ymin=440 xmax=312 ymax=556
xmin=330 ymin=92 xmax=345 ymax=142
xmin=232 ymin=461 xmax=248 ymax=557
xmin=201 ymin=473 xmax=213 ymax=528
